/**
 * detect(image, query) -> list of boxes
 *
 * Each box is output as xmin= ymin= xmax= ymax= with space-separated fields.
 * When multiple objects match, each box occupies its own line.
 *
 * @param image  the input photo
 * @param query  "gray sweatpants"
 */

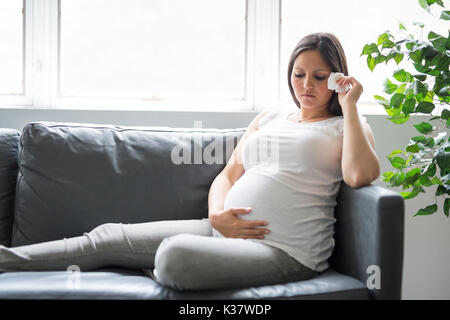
xmin=0 ymin=219 xmax=318 ymax=291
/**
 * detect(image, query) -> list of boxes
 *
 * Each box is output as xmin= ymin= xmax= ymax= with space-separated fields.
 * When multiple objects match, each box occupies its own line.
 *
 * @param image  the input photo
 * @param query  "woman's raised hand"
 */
xmin=209 ymin=207 xmax=270 ymax=240
xmin=336 ymin=75 xmax=363 ymax=110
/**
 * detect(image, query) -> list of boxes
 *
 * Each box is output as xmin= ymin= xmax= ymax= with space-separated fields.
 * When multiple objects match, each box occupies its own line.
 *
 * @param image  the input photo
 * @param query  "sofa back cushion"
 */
xmin=11 ymin=122 xmax=244 ymax=246
xmin=0 ymin=129 xmax=21 ymax=246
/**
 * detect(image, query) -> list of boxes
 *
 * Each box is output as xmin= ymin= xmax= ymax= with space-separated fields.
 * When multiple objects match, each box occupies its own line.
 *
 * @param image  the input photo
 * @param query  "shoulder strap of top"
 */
xmin=258 ymin=108 xmax=284 ymax=128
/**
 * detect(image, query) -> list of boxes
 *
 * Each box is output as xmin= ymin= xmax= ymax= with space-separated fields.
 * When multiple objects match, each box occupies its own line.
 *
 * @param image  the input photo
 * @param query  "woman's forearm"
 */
xmin=208 ymin=173 xmax=233 ymax=222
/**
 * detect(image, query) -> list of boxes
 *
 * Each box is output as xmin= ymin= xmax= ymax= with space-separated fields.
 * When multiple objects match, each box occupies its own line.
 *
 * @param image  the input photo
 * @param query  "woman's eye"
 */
xmin=294 ymin=74 xmax=326 ymax=80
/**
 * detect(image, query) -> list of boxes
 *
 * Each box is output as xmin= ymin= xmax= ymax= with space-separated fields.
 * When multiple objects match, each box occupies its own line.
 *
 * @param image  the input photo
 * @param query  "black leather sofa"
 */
xmin=0 ymin=121 xmax=404 ymax=299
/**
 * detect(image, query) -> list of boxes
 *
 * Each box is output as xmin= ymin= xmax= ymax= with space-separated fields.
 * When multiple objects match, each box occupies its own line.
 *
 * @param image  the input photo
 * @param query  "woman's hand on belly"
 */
xmin=209 ymin=207 xmax=270 ymax=239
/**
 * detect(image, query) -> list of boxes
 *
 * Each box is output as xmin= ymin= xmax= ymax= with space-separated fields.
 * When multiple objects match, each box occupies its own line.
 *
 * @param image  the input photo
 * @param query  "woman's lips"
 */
xmin=302 ymin=94 xmax=315 ymax=98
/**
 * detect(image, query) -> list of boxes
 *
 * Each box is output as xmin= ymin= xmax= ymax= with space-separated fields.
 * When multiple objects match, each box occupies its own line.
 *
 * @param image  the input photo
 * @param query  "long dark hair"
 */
xmin=287 ymin=32 xmax=348 ymax=116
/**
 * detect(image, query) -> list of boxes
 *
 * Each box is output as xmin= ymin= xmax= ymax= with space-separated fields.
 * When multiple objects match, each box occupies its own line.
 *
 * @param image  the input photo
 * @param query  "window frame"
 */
xmin=0 ymin=0 xmax=32 ymax=106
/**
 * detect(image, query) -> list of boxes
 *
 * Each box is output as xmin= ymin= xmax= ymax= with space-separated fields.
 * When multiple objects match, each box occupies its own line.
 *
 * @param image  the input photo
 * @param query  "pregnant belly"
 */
xmin=223 ymin=170 xmax=305 ymax=239
xmin=222 ymin=170 xmax=337 ymax=260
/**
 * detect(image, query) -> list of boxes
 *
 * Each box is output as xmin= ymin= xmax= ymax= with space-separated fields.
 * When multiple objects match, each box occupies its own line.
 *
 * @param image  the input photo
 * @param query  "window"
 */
xmin=59 ymin=0 xmax=246 ymax=102
xmin=0 ymin=1 xmax=23 ymax=96
xmin=0 ymin=0 xmax=447 ymax=112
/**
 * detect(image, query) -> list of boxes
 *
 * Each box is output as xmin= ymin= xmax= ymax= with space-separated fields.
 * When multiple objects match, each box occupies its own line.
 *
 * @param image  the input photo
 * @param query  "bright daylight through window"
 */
xmin=0 ymin=0 xmax=447 ymax=112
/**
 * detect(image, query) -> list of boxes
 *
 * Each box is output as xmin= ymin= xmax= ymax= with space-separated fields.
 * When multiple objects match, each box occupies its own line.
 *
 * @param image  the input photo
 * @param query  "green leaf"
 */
xmin=420 ymin=175 xmax=434 ymax=186
xmin=381 ymin=171 xmax=395 ymax=182
xmin=395 ymin=83 xmax=407 ymax=94
xmin=436 ymin=150 xmax=450 ymax=171
xmin=422 ymin=163 xmax=436 ymax=178
xmin=413 ymin=122 xmax=433 ymax=134
xmin=414 ymin=204 xmax=438 ymax=216
xmin=418 ymin=0 xmax=431 ymax=13
xmin=391 ymin=171 xmax=405 ymax=186
xmin=388 ymin=156 xmax=406 ymax=169
xmin=361 ymin=43 xmax=379 ymax=56
xmin=415 ymin=101 xmax=435 ymax=114
xmin=382 ymin=40 xmax=396 ymax=49
xmin=389 ymin=114 xmax=410 ymax=124
xmin=374 ymin=95 xmax=389 ymax=107
xmin=405 ymin=86 xmax=415 ymax=100
xmin=413 ymin=74 xmax=427 ymax=81
xmin=390 ymin=93 xmax=405 ymax=108
xmin=441 ymin=11 xmax=450 ymax=20
xmin=405 ymin=168 xmax=422 ymax=185
xmin=413 ymin=63 xmax=431 ymax=74
xmin=403 ymin=98 xmax=416 ymax=115
xmin=406 ymin=144 xmax=420 ymax=153
xmin=436 ymin=181 xmax=450 ymax=195
xmin=423 ymin=137 xmax=435 ymax=147
xmin=393 ymin=69 xmax=410 ymax=82
xmin=394 ymin=53 xmax=404 ymax=64
xmin=413 ymin=80 xmax=427 ymax=95
xmin=431 ymin=177 xmax=442 ymax=185
xmin=428 ymin=31 xmax=447 ymax=52
xmin=375 ymin=54 xmax=387 ymax=65
xmin=367 ymin=55 xmax=376 ymax=71
xmin=385 ymin=51 xmax=398 ymax=65
xmin=430 ymin=53 xmax=449 ymax=71
xmin=445 ymin=198 xmax=450 ymax=217
xmin=406 ymin=40 xmax=418 ymax=50
xmin=377 ymin=32 xmax=389 ymax=45
xmin=409 ymin=51 xmax=423 ymax=64
xmin=411 ymin=135 xmax=427 ymax=142
xmin=388 ymin=149 xmax=404 ymax=157
xmin=442 ymin=109 xmax=450 ymax=120
xmin=400 ymin=183 xmax=422 ymax=199
xmin=434 ymin=38 xmax=447 ymax=52
xmin=428 ymin=31 xmax=443 ymax=41
xmin=383 ymin=78 xmax=398 ymax=94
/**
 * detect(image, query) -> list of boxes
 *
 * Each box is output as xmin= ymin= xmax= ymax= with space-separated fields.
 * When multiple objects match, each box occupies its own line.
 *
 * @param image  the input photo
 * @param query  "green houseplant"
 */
xmin=361 ymin=0 xmax=450 ymax=217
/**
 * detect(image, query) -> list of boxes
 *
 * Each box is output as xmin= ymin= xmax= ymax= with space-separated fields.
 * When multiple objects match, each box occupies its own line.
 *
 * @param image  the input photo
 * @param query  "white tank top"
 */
xmin=213 ymin=107 xmax=368 ymax=272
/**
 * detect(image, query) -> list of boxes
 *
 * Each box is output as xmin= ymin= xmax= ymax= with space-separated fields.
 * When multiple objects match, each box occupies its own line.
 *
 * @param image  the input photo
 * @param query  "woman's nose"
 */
xmin=303 ymin=76 xmax=313 ymax=89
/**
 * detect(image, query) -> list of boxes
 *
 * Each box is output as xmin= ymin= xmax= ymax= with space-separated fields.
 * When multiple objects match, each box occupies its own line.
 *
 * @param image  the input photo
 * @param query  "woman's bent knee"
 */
xmin=153 ymin=234 xmax=203 ymax=291
xmin=85 ymin=223 xmax=129 ymax=252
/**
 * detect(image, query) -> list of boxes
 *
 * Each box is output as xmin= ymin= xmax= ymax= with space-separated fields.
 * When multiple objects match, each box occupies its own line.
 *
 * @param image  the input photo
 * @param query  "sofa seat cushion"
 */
xmin=0 ymin=268 xmax=369 ymax=300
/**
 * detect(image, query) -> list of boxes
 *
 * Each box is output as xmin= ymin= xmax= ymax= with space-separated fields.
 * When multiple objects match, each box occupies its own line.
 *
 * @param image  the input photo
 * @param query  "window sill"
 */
xmin=0 ymin=101 xmax=434 ymax=117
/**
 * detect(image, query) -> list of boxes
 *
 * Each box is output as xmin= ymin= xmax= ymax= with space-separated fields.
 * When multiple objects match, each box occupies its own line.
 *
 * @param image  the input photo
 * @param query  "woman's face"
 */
xmin=290 ymin=50 xmax=334 ymax=112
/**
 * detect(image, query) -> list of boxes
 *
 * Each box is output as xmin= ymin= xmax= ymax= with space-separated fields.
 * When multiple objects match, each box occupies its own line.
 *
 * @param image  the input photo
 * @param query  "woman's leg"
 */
xmin=0 ymin=219 xmax=212 ymax=272
xmin=152 ymin=234 xmax=319 ymax=291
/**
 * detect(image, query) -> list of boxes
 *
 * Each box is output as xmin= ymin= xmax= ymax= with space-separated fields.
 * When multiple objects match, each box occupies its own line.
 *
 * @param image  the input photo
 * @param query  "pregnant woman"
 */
xmin=0 ymin=32 xmax=380 ymax=291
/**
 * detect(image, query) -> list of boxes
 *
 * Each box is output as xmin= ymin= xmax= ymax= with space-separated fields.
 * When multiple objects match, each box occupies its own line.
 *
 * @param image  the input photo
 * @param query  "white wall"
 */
xmin=0 ymin=107 xmax=449 ymax=299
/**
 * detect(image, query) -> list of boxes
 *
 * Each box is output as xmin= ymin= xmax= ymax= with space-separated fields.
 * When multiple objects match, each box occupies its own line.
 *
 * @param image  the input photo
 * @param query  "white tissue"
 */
xmin=328 ymin=72 xmax=351 ymax=93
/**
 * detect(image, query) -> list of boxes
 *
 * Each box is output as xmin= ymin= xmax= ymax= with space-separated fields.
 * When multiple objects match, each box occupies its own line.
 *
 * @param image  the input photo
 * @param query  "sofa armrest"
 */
xmin=330 ymin=182 xmax=404 ymax=300
xmin=0 ymin=128 xmax=21 ymax=247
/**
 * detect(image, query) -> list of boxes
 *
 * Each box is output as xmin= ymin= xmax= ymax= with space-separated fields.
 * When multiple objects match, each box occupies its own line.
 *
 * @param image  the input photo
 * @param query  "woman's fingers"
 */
xmin=230 ymin=207 xmax=252 ymax=215
xmin=245 ymin=228 xmax=270 ymax=236
xmin=224 ymin=207 xmax=271 ymax=239
xmin=243 ymin=219 xmax=269 ymax=228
